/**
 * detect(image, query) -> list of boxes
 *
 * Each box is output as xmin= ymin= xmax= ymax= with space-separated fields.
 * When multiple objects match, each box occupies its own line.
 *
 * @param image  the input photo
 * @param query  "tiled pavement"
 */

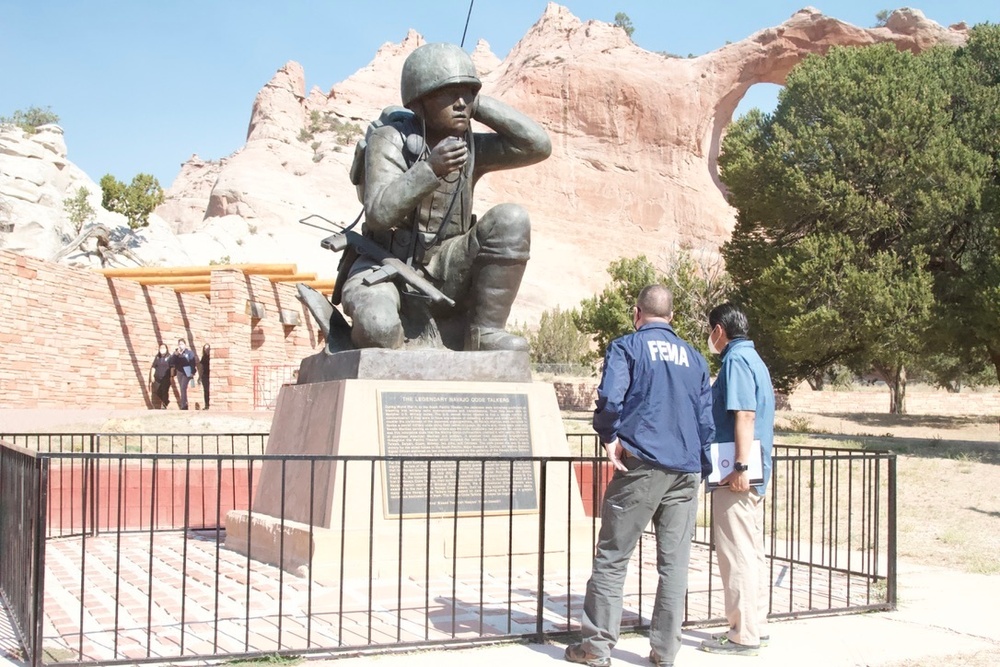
xmin=16 ymin=531 xmax=872 ymax=665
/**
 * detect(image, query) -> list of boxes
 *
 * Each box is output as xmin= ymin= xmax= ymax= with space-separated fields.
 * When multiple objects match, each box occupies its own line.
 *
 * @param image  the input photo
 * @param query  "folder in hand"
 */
xmin=706 ymin=440 xmax=764 ymax=489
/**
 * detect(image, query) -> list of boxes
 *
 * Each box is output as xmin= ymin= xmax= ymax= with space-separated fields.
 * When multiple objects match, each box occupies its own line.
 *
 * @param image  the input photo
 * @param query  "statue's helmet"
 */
xmin=400 ymin=43 xmax=482 ymax=108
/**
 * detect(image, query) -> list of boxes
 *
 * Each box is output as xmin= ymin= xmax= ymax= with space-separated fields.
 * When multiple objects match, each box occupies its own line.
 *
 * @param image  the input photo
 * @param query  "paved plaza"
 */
xmin=6 ymin=529 xmax=874 ymax=664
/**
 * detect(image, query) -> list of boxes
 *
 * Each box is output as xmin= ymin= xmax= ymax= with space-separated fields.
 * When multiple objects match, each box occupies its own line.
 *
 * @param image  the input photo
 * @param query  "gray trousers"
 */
xmin=581 ymin=457 xmax=699 ymax=665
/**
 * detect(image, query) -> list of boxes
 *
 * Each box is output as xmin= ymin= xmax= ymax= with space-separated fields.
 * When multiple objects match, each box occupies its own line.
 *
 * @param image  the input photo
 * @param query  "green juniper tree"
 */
xmin=575 ymin=253 xmax=729 ymax=366
xmin=614 ymin=12 xmax=634 ymax=39
xmin=720 ymin=44 xmax=989 ymax=413
xmin=575 ymin=256 xmax=660 ymax=362
xmin=936 ymin=25 xmax=1000 ymax=384
xmin=100 ymin=173 xmax=165 ymax=230
xmin=63 ymin=187 xmax=96 ymax=234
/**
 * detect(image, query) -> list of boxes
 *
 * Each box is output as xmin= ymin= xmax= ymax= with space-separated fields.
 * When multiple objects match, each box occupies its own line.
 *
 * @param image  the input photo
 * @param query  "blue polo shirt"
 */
xmin=711 ymin=339 xmax=776 ymax=494
xmin=593 ymin=322 xmax=715 ymax=474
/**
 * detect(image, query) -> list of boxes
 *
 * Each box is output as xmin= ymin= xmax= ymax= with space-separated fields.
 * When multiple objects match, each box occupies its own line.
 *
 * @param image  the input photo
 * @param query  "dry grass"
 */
xmin=773 ymin=410 xmax=1000 ymax=575
xmin=565 ymin=407 xmax=1000 ymax=575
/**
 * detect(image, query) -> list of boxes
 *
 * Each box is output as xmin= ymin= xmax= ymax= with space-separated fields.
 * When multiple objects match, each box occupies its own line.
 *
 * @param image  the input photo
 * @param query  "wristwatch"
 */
xmin=733 ymin=461 xmax=749 ymax=472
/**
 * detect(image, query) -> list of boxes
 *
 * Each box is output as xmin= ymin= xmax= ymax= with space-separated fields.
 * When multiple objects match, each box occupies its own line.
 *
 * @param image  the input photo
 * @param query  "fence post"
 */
xmin=535 ymin=460 xmax=548 ymax=642
xmin=89 ymin=435 xmax=99 ymax=537
xmin=886 ymin=453 xmax=897 ymax=609
xmin=30 ymin=456 xmax=49 ymax=667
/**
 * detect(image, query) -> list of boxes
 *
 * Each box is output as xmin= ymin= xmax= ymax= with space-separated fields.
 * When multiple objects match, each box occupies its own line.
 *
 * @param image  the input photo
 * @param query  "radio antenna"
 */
xmin=460 ymin=0 xmax=475 ymax=48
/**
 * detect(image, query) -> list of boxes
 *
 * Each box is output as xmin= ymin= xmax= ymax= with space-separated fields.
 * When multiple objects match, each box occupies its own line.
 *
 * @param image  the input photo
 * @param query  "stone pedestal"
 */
xmin=225 ymin=350 xmax=593 ymax=584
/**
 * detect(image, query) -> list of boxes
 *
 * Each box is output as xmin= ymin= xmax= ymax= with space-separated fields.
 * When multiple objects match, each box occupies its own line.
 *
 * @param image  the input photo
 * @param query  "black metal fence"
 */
xmin=0 ymin=433 xmax=268 ymax=456
xmin=0 ymin=443 xmax=47 ymax=666
xmin=0 ymin=434 xmax=895 ymax=666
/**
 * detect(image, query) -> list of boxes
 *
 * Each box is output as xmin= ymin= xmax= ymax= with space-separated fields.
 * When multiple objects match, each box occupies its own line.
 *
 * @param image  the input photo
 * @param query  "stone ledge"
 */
xmin=297 ymin=349 xmax=532 ymax=383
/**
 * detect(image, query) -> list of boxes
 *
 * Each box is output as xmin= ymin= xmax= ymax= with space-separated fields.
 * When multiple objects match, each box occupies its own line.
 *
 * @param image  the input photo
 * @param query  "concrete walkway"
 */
xmin=2 ymin=560 xmax=992 ymax=667
xmin=298 ymin=561 xmax=1000 ymax=667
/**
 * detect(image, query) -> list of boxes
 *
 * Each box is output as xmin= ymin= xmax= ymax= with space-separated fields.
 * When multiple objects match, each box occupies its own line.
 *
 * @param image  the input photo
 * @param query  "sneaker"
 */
xmin=564 ymin=643 xmax=611 ymax=667
xmin=699 ymin=636 xmax=759 ymax=656
xmin=712 ymin=632 xmax=769 ymax=647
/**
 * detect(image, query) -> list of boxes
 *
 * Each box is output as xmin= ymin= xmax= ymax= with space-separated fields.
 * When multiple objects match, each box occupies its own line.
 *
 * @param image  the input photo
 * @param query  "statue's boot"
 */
xmin=465 ymin=259 xmax=529 ymax=352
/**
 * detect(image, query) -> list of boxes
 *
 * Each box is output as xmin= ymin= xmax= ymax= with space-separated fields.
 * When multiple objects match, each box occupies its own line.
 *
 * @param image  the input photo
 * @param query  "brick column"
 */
xmin=211 ymin=269 xmax=255 ymax=411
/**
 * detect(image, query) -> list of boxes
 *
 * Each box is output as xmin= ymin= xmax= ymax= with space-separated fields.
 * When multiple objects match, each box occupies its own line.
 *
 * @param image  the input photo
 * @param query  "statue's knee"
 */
xmin=345 ymin=287 xmax=404 ymax=349
xmin=351 ymin=307 xmax=404 ymax=349
xmin=476 ymin=204 xmax=530 ymax=259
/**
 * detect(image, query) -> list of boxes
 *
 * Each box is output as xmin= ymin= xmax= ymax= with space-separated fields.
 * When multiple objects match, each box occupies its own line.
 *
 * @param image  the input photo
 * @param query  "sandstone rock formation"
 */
xmin=0 ymin=124 xmax=186 ymax=267
xmin=159 ymin=4 xmax=967 ymax=320
xmin=1 ymin=4 xmax=968 ymax=321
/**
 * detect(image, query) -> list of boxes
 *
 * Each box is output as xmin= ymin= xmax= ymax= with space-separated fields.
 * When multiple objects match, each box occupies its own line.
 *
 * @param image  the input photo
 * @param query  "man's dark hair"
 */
xmin=637 ymin=284 xmax=673 ymax=318
xmin=709 ymin=303 xmax=750 ymax=339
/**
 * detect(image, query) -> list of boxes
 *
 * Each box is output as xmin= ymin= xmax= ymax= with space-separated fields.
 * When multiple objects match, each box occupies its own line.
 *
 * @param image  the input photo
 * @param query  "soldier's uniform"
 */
xmin=340 ymin=43 xmax=551 ymax=351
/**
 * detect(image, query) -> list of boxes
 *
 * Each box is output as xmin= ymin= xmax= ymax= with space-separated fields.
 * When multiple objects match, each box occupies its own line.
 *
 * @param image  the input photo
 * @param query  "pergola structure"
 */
xmin=97 ymin=263 xmax=335 ymax=297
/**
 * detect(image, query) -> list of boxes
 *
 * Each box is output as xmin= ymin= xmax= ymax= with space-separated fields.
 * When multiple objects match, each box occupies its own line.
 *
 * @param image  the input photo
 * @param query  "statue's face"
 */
xmin=418 ymin=84 xmax=476 ymax=137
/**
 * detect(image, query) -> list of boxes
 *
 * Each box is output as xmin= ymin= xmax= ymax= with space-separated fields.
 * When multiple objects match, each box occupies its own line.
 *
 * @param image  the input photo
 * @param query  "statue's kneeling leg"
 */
xmin=343 ymin=280 xmax=405 ymax=350
xmin=465 ymin=203 xmax=530 ymax=352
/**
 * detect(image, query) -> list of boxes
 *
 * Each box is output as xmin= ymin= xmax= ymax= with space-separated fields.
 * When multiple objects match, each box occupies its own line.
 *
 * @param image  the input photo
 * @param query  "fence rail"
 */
xmin=0 ymin=433 xmax=895 ymax=666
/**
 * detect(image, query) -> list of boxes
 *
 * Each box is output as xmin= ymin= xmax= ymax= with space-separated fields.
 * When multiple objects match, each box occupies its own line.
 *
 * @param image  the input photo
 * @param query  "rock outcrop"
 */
xmin=0 ymin=124 xmax=186 ymax=267
xmin=160 ymin=4 xmax=967 ymax=319
xmin=1 ymin=4 xmax=968 ymax=320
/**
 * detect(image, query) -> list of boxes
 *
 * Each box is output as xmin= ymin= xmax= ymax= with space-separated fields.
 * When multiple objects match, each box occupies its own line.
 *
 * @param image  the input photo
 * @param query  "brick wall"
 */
xmin=0 ymin=250 xmax=323 ymax=411
xmin=553 ymin=380 xmax=598 ymax=411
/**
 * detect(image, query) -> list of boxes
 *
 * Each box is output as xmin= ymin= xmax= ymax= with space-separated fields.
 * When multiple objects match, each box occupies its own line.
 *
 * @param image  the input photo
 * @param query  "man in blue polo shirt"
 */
xmin=565 ymin=284 xmax=714 ymax=667
xmin=699 ymin=303 xmax=775 ymax=657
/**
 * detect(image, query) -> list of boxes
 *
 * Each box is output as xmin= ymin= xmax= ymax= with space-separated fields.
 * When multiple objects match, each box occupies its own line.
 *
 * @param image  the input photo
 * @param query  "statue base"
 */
xmin=296 ymin=348 xmax=532 ymax=384
xmin=225 ymin=351 xmax=593 ymax=585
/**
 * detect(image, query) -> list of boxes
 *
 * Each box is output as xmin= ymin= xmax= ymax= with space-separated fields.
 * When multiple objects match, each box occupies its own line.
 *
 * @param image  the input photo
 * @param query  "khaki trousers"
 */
xmin=711 ymin=487 xmax=769 ymax=646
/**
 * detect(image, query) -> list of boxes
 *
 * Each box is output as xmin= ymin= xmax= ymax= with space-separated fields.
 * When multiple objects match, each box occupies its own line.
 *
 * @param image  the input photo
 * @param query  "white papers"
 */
xmin=707 ymin=440 xmax=764 ymax=489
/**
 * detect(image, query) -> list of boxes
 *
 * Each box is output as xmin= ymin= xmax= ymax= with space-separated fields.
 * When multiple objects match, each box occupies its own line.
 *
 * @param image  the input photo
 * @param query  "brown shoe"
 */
xmin=564 ymin=643 xmax=610 ymax=667
xmin=647 ymin=649 xmax=672 ymax=666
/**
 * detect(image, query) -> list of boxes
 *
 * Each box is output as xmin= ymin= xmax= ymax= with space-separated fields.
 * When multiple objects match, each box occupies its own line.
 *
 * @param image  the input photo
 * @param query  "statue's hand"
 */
xmin=428 ymin=137 xmax=468 ymax=177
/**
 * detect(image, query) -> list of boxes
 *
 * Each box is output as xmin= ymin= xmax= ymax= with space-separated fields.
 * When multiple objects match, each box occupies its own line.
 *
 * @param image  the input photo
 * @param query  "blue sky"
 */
xmin=2 ymin=1 xmax=997 ymax=188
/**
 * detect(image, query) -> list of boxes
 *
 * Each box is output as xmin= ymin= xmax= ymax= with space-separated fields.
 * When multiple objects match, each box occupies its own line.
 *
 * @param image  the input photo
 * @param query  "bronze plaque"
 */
xmin=378 ymin=391 xmax=536 ymax=516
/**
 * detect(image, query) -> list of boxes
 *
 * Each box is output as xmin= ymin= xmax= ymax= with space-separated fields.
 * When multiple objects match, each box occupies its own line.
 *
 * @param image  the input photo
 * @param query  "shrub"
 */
xmin=614 ymin=12 xmax=634 ymax=39
xmin=63 ymin=186 xmax=96 ymax=234
xmin=527 ymin=306 xmax=591 ymax=365
xmin=0 ymin=106 xmax=59 ymax=134
xmin=100 ymin=173 xmax=164 ymax=230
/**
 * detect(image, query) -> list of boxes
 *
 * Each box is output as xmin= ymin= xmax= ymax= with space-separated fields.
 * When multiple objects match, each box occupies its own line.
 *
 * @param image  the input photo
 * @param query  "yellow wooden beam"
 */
xmin=134 ymin=275 xmax=212 ymax=286
xmin=266 ymin=273 xmax=318 ymax=283
xmin=299 ymin=280 xmax=335 ymax=294
xmin=172 ymin=284 xmax=213 ymax=293
xmin=99 ymin=263 xmax=298 ymax=278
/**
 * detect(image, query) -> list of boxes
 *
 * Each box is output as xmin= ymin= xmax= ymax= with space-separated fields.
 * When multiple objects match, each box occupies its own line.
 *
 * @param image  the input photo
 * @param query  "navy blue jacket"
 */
xmin=593 ymin=322 xmax=715 ymax=474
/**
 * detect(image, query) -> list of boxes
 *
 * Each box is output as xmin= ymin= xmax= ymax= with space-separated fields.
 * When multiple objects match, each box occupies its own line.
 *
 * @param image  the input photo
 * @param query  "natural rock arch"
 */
xmin=159 ymin=4 xmax=969 ymax=318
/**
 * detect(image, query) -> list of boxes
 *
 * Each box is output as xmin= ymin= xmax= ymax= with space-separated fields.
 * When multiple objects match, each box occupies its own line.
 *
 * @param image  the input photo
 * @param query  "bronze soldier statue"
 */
xmin=335 ymin=42 xmax=551 ymax=352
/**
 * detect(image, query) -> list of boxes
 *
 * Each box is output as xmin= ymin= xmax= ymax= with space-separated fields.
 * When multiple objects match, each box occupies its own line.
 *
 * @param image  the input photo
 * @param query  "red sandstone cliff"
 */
xmin=0 ymin=4 xmax=967 ymax=322
xmin=158 ymin=4 xmax=965 ymax=319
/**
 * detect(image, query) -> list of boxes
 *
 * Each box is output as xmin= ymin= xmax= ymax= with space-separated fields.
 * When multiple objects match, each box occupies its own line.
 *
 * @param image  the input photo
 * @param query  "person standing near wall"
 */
xmin=699 ymin=303 xmax=775 ymax=657
xmin=171 ymin=339 xmax=198 ymax=410
xmin=199 ymin=343 xmax=211 ymax=410
xmin=148 ymin=343 xmax=172 ymax=409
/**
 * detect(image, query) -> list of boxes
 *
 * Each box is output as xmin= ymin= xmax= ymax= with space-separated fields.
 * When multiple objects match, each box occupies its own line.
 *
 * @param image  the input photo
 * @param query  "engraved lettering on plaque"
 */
xmin=378 ymin=391 xmax=536 ymax=517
